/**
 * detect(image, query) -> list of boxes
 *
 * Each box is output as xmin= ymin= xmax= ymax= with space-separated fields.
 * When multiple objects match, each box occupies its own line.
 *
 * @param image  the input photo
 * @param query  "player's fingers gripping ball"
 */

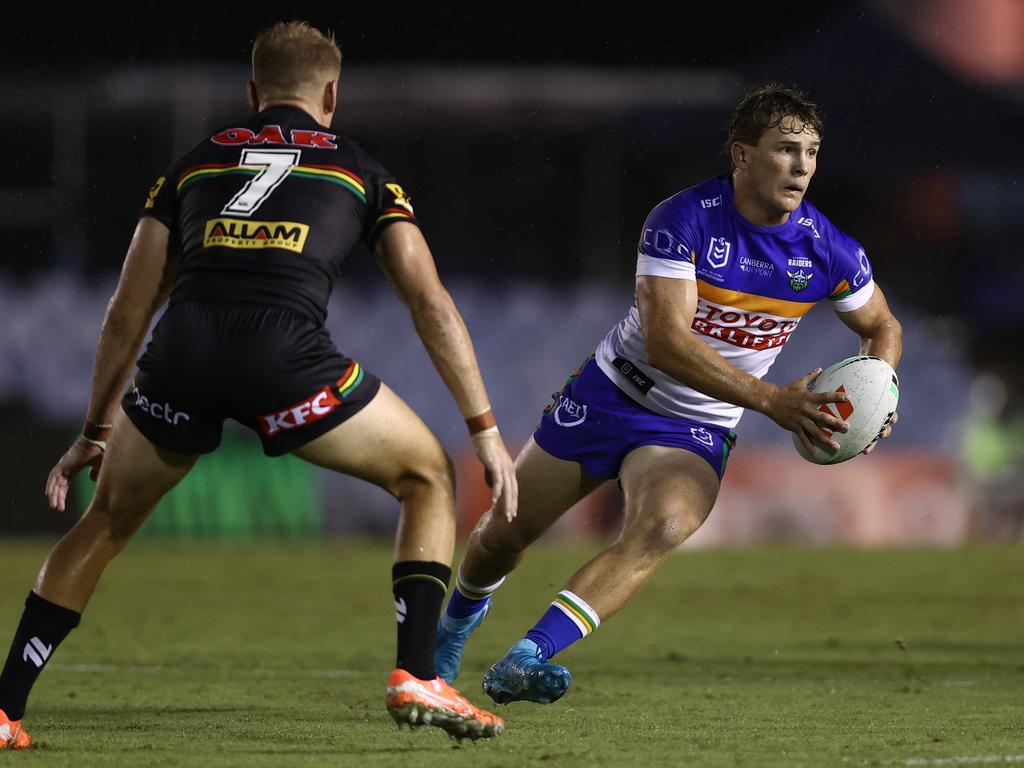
xmin=794 ymin=356 xmax=899 ymax=465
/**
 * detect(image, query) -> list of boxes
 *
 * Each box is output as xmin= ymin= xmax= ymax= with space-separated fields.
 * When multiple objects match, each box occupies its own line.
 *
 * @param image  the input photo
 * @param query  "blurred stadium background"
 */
xmin=1 ymin=0 xmax=1022 ymax=544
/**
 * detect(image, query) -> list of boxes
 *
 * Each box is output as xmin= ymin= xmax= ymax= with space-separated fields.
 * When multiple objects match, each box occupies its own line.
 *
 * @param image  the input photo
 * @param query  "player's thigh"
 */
xmin=617 ymin=445 xmax=720 ymax=548
xmin=89 ymin=409 xmax=198 ymax=533
xmin=477 ymin=436 xmax=605 ymax=549
xmin=290 ymin=383 xmax=451 ymax=498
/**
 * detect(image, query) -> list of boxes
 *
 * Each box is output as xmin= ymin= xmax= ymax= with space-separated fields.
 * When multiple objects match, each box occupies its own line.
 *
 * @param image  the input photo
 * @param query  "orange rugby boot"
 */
xmin=0 ymin=709 xmax=31 ymax=750
xmin=385 ymin=668 xmax=504 ymax=740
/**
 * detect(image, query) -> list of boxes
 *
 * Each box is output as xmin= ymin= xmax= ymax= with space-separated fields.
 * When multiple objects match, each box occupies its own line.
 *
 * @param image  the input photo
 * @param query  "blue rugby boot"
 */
xmin=435 ymin=601 xmax=491 ymax=684
xmin=482 ymin=638 xmax=572 ymax=704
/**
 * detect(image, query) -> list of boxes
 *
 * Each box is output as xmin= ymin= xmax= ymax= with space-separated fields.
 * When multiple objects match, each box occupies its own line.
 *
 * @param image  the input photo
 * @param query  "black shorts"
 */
xmin=122 ymin=301 xmax=381 ymax=456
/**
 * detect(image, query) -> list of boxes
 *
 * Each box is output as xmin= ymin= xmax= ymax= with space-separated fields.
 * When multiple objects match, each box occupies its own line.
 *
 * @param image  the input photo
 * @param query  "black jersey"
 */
xmin=140 ymin=105 xmax=418 ymax=324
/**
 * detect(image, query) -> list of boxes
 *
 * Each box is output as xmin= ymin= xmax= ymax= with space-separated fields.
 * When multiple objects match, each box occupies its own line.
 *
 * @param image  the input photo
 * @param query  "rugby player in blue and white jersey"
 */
xmin=435 ymin=84 xmax=903 ymax=705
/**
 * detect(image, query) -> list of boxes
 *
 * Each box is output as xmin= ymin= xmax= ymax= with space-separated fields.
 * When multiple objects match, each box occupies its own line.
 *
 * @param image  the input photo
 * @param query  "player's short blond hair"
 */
xmin=252 ymin=21 xmax=342 ymax=101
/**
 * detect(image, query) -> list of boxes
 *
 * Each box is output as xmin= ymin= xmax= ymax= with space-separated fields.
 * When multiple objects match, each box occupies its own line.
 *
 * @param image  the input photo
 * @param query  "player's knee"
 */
xmin=391 ymin=447 xmax=456 ymax=507
xmin=636 ymin=506 xmax=708 ymax=553
xmin=79 ymin=495 xmax=144 ymax=553
xmin=474 ymin=511 xmax=535 ymax=556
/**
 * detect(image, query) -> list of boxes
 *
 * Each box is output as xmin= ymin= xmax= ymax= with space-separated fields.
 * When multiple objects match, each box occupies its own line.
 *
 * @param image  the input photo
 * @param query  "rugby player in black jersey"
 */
xmin=0 ymin=22 xmax=513 ymax=747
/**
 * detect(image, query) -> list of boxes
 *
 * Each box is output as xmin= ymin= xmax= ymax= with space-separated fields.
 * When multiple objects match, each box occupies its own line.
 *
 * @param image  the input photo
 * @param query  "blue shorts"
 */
xmin=533 ymin=357 xmax=737 ymax=481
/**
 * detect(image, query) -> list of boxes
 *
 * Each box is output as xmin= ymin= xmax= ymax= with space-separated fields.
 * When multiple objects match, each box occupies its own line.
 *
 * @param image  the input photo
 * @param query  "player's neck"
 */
xmin=258 ymin=98 xmax=332 ymax=128
xmin=731 ymin=176 xmax=792 ymax=227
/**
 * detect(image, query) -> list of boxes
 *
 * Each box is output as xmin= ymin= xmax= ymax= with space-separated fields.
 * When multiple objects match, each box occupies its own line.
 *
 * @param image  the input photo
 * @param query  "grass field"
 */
xmin=0 ymin=541 xmax=1022 ymax=767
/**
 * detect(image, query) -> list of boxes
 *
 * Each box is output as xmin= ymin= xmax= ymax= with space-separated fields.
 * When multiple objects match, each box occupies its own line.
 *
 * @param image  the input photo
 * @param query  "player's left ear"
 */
xmin=323 ymin=81 xmax=337 ymax=119
xmin=246 ymin=80 xmax=260 ymax=112
xmin=730 ymin=142 xmax=748 ymax=170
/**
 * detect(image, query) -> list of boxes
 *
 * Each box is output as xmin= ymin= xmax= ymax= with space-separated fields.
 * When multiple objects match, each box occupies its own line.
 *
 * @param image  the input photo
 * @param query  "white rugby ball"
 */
xmin=793 ymin=356 xmax=899 ymax=465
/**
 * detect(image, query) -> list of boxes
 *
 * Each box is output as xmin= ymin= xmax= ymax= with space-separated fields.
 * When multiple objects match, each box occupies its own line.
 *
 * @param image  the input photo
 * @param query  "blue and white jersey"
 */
xmin=595 ymin=175 xmax=875 ymax=428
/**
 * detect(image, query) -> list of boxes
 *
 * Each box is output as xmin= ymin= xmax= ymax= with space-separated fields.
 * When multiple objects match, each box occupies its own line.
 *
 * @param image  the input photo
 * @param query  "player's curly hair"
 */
xmin=726 ymin=84 xmax=824 ymax=151
xmin=252 ymin=21 xmax=342 ymax=101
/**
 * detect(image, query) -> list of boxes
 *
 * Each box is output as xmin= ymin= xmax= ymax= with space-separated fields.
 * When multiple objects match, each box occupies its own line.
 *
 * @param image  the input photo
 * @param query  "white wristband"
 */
xmin=471 ymin=426 xmax=500 ymax=441
xmin=79 ymin=435 xmax=107 ymax=452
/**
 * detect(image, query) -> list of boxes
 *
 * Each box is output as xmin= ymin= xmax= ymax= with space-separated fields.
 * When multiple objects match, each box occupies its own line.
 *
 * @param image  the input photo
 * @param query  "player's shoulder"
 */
xmin=341 ymin=135 xmax=390 ymax=177
xmin=647 ymin=176 xmax=728 ymax=226
xmin=665 ymin=176 xmax=728 ymax=214
xmin=798 ymin=198 xmax=863 ymax=262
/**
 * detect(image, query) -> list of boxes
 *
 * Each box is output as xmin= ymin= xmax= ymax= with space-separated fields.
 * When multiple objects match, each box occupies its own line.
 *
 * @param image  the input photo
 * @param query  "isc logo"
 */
xmin=817 ymin=385 xmax=854 ymax=436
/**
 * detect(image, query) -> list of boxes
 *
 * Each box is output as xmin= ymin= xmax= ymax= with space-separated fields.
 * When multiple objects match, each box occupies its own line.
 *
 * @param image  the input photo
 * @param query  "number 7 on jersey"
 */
xmin=221 ymin=148 xmax=302 ymax=216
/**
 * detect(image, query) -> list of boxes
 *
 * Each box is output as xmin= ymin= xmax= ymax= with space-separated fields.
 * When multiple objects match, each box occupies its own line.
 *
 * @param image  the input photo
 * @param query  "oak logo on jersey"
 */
xmin=385 ymin=183 xmax=414 ymax=214
xmin=204 ymin=218 xmax=310 ymax=253
xmin=211 ymin=125 xmax=338 ymax=149
xmin=787 ymin=269 xmax=813 ymax=292
xmin=144 ymin=177 xmax=166 ymax=209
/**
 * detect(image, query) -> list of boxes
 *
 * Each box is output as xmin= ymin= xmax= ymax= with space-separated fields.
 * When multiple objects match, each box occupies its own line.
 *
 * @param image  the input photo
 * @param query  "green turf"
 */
xmin=1 ymin=542 xmax=1022 ymax=767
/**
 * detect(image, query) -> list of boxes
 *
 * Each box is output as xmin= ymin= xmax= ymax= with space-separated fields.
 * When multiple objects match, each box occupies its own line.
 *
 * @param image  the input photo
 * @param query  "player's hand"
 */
xmin=45 ymin=437 xmax=105 ymax=513
xmin=767 ymin=368 xmax=850 ymax=456
xmin=863 ymin=410 xmax=898 ymax=455
xmin=471 ymin=429 xmax=519 ymax=522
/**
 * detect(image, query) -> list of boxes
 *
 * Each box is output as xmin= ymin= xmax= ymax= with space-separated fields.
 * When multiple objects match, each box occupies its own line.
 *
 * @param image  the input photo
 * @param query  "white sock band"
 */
xmin=456 ymin=567 xmax=506 ymax=600
xmin=552 ymin=590 xmax=601 ymax=636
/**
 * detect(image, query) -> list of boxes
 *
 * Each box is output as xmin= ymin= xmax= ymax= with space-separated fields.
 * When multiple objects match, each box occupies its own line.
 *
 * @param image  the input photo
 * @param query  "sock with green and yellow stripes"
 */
xmin=392 ymin=561 xmax=451 ymax=680
xmin=525 ymin=590 xmax=600 ymax=660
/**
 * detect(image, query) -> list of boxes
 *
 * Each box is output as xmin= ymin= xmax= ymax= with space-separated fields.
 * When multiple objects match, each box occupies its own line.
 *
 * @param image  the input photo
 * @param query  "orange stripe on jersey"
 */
xmin=697 ymin=280 xmax=815 ymax=319
xmin=830 ymin=279 xmax=851 ymax=298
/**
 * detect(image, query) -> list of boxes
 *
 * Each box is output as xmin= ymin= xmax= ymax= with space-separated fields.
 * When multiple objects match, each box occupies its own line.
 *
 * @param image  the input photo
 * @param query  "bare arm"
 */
xmin=86 ymin=219 xmax=181 ymax=425
xmin=374 ymin=222 xmax=517 ymax=520
xmin=637 ymin=274 xmax=850 ymax=454
xmin=835 ymin=285 xmax=902 ymax=370
xmin=835 ymin=284 xmax=903 ymax=452
xmin=45 ymin=217 xmax=181 ymax=510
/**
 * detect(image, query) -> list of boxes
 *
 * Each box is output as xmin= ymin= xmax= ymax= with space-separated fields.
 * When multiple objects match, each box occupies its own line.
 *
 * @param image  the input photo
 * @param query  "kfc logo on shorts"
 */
xmin=553 ymin=395 xmax=588 ymax=428
xmin=261 ymin=387 xmax=340 ymax=436
xmin=130 ymin=385 xmax=191 ymax=426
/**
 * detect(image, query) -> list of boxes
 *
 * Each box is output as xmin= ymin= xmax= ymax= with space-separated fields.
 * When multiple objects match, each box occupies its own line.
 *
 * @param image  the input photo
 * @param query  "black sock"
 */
xmin=392 ymin=561 xmax=451 ymax=680
xmin=0 ymin=592 xmax=81 ymax=720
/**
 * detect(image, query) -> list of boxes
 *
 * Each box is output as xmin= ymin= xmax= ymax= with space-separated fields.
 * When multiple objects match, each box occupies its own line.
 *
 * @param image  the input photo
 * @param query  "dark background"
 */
xmin=3 ymin=3 xmax=1019 ymax=361
xmin=1 ymin=1 xmax=1021 ymax=533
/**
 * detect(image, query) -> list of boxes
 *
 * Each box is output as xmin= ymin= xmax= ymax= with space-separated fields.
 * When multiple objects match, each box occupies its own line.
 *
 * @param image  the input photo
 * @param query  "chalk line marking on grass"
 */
xmin=49 ymin=663 xmax=363 ymax=678
xmin=50 ymin=664 xmax=169 ymax=674
xmin=895 ymin=756 xmax=1024 ymax=766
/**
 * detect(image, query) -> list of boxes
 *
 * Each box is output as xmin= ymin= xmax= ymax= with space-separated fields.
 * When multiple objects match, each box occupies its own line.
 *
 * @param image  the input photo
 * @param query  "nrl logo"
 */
xmin=706 ymin=237 xmax=731 ymax=269
xmin=787 ymin=269 xmax=813 ymax=292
